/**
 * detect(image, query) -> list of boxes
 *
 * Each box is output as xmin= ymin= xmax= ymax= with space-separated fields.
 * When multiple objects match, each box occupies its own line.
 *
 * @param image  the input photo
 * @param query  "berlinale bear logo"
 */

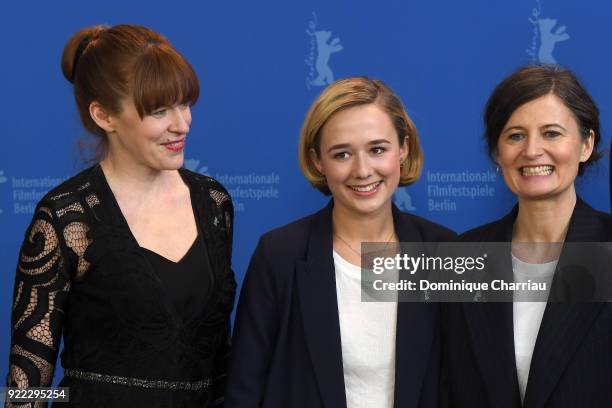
xmin=526 ymin=1 xmax=569 ymax=64
xmin=183 ymin=159 xmax=211 ymax=176
xmin=537 ymin=18 xmax=569 ymax=64
xmin=305 ymin=12 xmax=343 ymax=88
xmin=393 ymin=187 xmax=416 ymax=212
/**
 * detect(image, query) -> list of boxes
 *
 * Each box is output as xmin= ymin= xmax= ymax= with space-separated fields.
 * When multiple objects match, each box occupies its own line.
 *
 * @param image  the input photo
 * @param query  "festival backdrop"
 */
xmin=1 ymin=0 xmax=610 ymax=384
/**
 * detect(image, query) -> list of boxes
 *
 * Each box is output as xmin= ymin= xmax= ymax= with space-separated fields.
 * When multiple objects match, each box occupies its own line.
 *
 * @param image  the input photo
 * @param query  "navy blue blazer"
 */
xmin=442 ymin=197 xmax=612 ymax=408
xmin=226 ymin=201 xmax=456 ymax=408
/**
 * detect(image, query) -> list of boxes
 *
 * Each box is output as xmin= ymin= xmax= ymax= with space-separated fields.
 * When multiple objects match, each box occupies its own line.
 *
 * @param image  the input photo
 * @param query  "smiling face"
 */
xmin=496 ymin=93 xmax=594 ymax=202
xmin=106 ymin=99 xmax=192 ymax=170
xmin=311 ymin=103 xmax=407 ymax=217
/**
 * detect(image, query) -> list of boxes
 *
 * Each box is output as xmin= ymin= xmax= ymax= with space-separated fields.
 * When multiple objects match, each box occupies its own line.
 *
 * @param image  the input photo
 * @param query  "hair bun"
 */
xmin=61 ymin=25 xmax=107 ymax=83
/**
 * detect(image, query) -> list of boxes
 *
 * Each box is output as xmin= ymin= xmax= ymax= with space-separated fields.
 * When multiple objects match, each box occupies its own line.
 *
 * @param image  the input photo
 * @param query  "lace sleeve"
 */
xmin=209 ymin=184 xmax=234 ymax=259
xmin=208 ymin=182 xmax=235 ymax=407
xmin=6 ymin=204 xmax=71 ymax=407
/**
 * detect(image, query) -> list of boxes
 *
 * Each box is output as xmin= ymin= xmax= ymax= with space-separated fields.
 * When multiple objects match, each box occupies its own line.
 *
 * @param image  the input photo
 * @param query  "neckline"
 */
xmin=333 ymin=250 xmax=361 ymax=272
xmin=511 ymin=253 xmax=558 ymax=277
xmin=94 ymin=164 xmax=200 ymax=263
xmin=141 ymin=234 xmax=200 ymax=265
xmin=333 ymin=250 xmax=383 ymax=283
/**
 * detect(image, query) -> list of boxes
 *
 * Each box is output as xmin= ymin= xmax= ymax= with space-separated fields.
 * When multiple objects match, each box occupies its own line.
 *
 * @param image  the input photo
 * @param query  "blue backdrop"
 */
xmin=1 ymin=0 xmax=610 ymax=385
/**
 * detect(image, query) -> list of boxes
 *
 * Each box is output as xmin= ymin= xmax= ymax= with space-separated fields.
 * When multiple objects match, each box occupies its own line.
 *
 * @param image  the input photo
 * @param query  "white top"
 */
xmin=512 ymin=254 xmax=557 ymax=402
xmin=333 ymin=250 xmax=397 ymax=408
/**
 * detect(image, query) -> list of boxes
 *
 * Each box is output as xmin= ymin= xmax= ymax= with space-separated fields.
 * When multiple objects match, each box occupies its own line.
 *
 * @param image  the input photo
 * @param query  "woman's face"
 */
xmin=312 ymin=103 xmax=407 ymax=217
xmin=496 ymin=93 xmax=593 ymax=202
xmin=107 ymin=99 xmax=192 ymax=170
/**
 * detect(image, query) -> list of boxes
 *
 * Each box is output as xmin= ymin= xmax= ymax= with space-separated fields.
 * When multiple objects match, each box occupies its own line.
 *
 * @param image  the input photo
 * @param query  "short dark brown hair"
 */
xmin=484 ymin=65 xmax=602 ymax=175
xmin=62 ymin=24 xmax=199 ymax=155
xmin=298 ymin=76 xmax=423 ymax=195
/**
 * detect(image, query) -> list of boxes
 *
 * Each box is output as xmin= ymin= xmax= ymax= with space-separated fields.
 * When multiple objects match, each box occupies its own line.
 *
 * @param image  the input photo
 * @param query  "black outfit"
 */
xmin=141 ymin=233 xmax=212 ymax=324
xmin=442 ymin=197 xmax=612 ymax=408
xmin=7 ymin=165 xmax=236 ymax=407
xmin=225 ymin=201 xmax=456 ymax=408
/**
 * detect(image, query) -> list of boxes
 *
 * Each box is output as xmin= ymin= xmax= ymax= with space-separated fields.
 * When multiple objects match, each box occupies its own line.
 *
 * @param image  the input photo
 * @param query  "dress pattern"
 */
xmin=7 ymin=165 xmax=236 ymax=407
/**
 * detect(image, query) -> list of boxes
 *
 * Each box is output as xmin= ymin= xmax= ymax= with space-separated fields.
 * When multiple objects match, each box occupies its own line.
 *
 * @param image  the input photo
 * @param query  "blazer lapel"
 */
xmin=523 ymin=303 xmax=604 ymax=408
xmin=462 ymin=207 xmax=522 ymax=408
xmin=523 ymin=197 xmax=607 ymax=408
xmin=392 ymin=205 xmax=441 ymax=408
xmin=464 ymin=302 xmax=522 ymax=408
xmin=295 ymin=201 xmax=347 ymax=408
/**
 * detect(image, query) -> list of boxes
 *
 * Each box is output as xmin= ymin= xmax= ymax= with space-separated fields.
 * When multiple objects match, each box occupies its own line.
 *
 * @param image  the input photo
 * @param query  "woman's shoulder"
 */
xmin=243 ymin=212 xmax=320 ymax=285
xmin=457 ymin=218 xmax=506 ymax=242
xmin=395 ymin=209 xmax=457 ymax=241
xmin=258 ymin=212 xmax=318 ymax=254
xmin=455 ymin=202 xmax=517 ymax=242
xmin=179 ymin=168 xmax=231 ymax=200
xmin=572 ymin=197 xmax=612 ymax=241
xmin=592 ymin=207 xmax=612 ymax=234
xmin=38 ymin=165 xmax=100 ymax=214
xmin=23 ymin=167 xmax=100 ymax=272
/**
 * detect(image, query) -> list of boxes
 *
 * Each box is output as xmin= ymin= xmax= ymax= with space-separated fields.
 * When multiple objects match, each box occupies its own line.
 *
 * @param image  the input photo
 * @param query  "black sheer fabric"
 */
xmin=6 ymin=165 xmax=236 ymax=407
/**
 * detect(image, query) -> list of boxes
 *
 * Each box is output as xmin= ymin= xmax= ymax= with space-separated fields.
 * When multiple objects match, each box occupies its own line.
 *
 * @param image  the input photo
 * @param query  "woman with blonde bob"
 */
xmin=226 ymin=77 xmax=455 ymax=408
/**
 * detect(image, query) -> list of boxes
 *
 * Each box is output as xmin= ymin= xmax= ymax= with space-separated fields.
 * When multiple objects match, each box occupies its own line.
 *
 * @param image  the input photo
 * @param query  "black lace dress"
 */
xmin=6 ymin=165 xmax=236 ymax=407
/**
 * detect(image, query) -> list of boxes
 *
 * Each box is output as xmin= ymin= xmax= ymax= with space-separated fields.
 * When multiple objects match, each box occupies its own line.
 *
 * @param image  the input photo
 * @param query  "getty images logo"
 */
xmin=305 ymin=12 xmax=343 ymax=89
xmin=0 ymin=169 xmax=7 ymax=215
xmin=526 ymin=0 xmax=569 ymax=64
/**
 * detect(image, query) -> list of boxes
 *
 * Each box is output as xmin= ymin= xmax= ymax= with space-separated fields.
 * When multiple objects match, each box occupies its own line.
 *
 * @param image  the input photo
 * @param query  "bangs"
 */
xmin=131 ymin=43 xmax=199 ymax=117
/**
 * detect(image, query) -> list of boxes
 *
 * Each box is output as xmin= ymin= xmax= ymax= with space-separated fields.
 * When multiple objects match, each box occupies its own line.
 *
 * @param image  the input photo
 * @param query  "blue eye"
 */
xmin=508 ymin=133 xmax=524 ymax=141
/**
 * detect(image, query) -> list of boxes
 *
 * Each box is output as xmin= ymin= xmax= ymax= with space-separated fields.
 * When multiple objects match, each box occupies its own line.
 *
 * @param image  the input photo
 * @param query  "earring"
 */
xmin=495 ymin=166 xmax=500 ymax=174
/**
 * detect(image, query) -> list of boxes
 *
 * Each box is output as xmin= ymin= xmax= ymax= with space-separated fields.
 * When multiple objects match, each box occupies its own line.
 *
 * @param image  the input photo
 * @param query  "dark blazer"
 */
xmin=442 ymin=197 xmax=612 ymax=408
xmin=226 ymin=201 xmax=456 ymax=408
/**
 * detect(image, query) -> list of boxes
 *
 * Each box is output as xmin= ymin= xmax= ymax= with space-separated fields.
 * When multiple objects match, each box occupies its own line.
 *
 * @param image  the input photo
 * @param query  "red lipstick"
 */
xmin=162 ymin=139 xmax=185 ymax=152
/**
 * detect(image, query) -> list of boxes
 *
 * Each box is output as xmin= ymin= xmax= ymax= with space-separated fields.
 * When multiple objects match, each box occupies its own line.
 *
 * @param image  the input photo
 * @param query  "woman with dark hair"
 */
xmin=6 ymin=24 xmax=235 ymax=407
xmin=443 ymin=65 xmax=612 ymax=408
xmin=225 ymin=76 xmax=455 ymax=408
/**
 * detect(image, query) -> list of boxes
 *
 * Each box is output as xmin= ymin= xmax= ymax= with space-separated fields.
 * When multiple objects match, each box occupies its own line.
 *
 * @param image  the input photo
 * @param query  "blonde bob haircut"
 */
xmin=299 ymin=76 xmax=423 ymax=196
